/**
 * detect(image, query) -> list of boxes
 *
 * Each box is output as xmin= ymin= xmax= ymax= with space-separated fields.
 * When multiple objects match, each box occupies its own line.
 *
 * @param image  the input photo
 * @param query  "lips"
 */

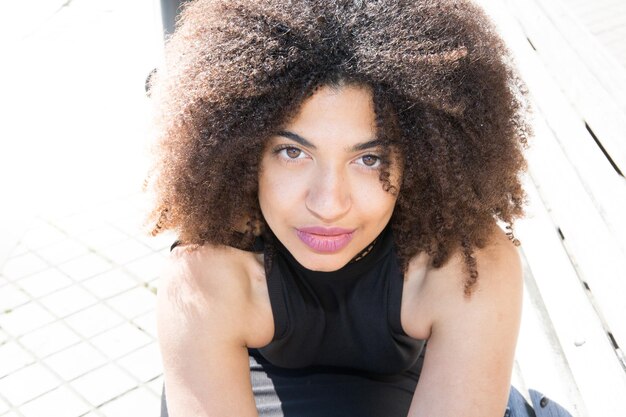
xmin=296 ymin=227 xmax=355 ymax=253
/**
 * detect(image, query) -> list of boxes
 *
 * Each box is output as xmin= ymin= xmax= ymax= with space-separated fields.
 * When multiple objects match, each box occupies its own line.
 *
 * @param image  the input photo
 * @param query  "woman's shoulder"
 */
xmin=163 ymin=242 xmax=261 ymax=293
xmin=158 ymin=242 xmax=272 ymax=346
xmin=423 ymin=223 xmax=521 ymax=294
xmin=402 ymin=224 xmax=523 ymax=339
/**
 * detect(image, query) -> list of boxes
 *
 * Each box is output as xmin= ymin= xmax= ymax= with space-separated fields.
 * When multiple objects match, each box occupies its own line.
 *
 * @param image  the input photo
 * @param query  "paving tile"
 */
xmin=57 ymin=253 xmax=113 ymax=282
xmin=96 ymin=200 xmax=136 ymax=224
xmin=89 ymin=322 xmax=152 ymax=360
xmin=0 ymin=283 xmax=29 ymax=312
xmin=0 ymin=362 xmax=60 ymax=406
xmin=16 ymin=268 xmax=72 ymax=298
xmin=19 ymin=385 xmax=91 ymax=417
xmin=44 ymin=342 xmax=108 ymax=381
xmin=0 ymin=341 xmax=35 ymax=378
xmin=70 ymin=363 xmax=137 ymax=407
xmin=76 ymin=227 xmax=128 ymax=252
xmin=1 ymin=252 xmax=49 ymax=281
xmin=123 ymin=252 xmax=166 ymax=284
xmin=18 ymin=321 xmax=81 ymax=358
xmin=39 ymin=285 xmax=98 ymax=318
xmin=64 ymin=304 xmax=124 ymax=339
xmin=52 ymin=213 xmax=102 ymax=236
xmin=116 ymin=343 xmax=162 ymax=382
xmin=38 ymin=286 xmax=98 ymax=318
xmin=82 ymin=269 xmax=137 ymax=299
xmin=104 ymin=287 xmax=155 ymax=320
xmin=120 ymin=192 xmax=146 ymax=208
xmin=0 ymin=302 xmax=55 ymax=336
xmin=35 ymin=239 xmax=90 ymax=266
xmin=131 ymin=311 xmax=157 ymax=339
xmin=19 ymin=223 xmax=66 ymax=250
xmin=97 ymin=239 xmax=152 ymax=265
xmin=98 ymin=386 xmax=159 ymax=417
xmin=105 ymin=215 xmax=144 ymax=238
xmin=8 ymin=243 xmax=28 ymax=257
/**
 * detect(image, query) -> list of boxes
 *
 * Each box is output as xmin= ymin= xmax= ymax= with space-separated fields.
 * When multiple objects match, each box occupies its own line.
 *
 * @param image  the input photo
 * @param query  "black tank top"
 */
xmin=257 ymin=225 xmax=425 ymax=375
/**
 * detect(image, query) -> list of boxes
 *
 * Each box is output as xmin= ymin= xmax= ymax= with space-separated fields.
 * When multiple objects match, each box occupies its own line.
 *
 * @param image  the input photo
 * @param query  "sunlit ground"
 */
xmin=0 ymin=3 xmax=171 ymax=415
xmin=0 ymin=0 xmax=163 ymax=239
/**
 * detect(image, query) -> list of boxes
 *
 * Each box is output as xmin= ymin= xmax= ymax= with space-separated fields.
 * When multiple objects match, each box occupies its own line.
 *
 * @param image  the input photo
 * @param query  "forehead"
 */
xmin=279 ymin=84 xmax=378 ymax=146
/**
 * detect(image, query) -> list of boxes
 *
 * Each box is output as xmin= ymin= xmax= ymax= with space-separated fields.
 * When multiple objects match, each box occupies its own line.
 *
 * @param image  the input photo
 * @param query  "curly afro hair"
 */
xmin=145 ymin=0 xmax=531 ymax=294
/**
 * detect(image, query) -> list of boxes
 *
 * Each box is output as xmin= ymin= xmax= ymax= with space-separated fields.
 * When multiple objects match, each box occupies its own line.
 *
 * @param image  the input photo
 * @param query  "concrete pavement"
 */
xmin=0 ymin=1 xmax=170 ymax=415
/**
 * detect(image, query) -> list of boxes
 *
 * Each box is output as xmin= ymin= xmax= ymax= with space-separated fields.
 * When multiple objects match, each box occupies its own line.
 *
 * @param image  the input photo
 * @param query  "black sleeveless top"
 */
xmin=257 ymin=225 xmax=424 ymax=375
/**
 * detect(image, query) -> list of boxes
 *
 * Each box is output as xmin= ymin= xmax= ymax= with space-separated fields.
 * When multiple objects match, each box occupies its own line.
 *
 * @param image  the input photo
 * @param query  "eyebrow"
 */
xmin=276 ymin=130 xmax=382 ymax=152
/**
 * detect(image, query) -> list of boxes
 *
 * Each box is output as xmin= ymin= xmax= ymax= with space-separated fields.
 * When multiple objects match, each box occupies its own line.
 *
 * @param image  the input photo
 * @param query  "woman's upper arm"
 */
xmin=408 ymin=231 xmax=523 ymax=417
xmin=157 ymin=247 xmax=258 ymax=417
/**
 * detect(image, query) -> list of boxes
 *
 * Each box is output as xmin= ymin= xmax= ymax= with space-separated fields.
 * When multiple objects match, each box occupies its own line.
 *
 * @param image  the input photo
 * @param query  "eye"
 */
xmin=357 ymin=154 xmax=381 ymax=168
xmin=272 ymin=145 xmax=308 ymax=162
xmin=283 ymin=147 xmax=303 ymax=159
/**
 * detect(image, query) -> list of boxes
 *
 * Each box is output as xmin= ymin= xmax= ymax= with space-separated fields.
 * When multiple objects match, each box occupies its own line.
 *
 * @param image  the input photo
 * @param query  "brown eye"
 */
xmin=361 ymin=155 xmax=380 ymax=167
xmin=285 ymin=147 xmax=302 ymax=159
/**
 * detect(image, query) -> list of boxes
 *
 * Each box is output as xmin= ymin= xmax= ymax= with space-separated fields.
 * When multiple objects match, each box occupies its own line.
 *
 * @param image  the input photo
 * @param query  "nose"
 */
xmin=305 ymin=165 xmax=351 ymax=223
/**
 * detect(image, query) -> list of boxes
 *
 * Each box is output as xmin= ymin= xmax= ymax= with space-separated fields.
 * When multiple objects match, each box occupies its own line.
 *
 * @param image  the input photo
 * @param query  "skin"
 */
xmin=157 ymin=85 xmax=523 ymax=417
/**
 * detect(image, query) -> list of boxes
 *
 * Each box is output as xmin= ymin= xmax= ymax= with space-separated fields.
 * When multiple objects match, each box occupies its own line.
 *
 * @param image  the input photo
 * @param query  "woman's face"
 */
xmin=258 ymin=84 xmax=401 ymax=271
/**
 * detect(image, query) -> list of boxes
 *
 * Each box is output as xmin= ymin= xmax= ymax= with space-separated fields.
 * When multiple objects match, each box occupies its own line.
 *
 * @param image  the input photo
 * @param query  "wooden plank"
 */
xmin=503 ymin=17 xmax=626 ymax=272
xmin=560 ymin=0 xmax=625 ymax=16
xmin=515 ymin=247 xmax=587 ymax=417
xmin=474 ymin=2 xmax=626 ymax=416
xmin=597 ymin=26 xmax=626 ymax=45
xmin=507 ymin=0 xmax=626 ymax=174
xmin=491 ymin=0 xmax=626 ymax=353
xmin=587 ymin=14 xmax=626 ymax=37
xmin=582 ymin=5 xmax=626 ymax=26
xmin=515 ymin=176 xmax=626 ymax=417
xmin=521 ymin=94 xmax=626 ymax=365
xmin=587 ymin=19 xmax=626 ymax=37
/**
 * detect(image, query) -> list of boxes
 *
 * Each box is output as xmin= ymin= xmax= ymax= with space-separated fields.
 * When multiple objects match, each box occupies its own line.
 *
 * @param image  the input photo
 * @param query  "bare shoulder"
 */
xmin=156 ymin=244 xmax=269 ymax=416
xmin=405 ymin=225 xmax=524 ymax=416
xmin=162 ymin=243 xmax=260 ymax=299
xmin=431 ymin=223 xmax=522 ymax=301
xmin=403 ymin=224 xmax=523 ymax=339
xmin=158 ymin=242 xmax=271 ymax=347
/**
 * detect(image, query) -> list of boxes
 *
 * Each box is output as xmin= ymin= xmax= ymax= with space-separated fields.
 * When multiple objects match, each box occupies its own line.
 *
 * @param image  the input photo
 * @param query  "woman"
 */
xmin=145 ymin=0 xmax=536 ymax=415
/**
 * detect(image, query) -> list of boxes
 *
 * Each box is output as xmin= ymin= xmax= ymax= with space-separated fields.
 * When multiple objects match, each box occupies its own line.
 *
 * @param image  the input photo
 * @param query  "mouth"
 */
xmin=295 ymin=227 xmax=355 ymax=253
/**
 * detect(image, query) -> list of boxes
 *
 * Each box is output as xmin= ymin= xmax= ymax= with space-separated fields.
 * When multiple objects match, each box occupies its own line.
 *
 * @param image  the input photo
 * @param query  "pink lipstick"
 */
xmin=296 ymin=227 xmax=355 ymax=253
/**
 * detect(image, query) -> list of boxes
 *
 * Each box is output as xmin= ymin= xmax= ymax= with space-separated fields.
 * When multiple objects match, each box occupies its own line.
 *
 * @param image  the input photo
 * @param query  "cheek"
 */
xmin=352 ymin=176 xmax=398 ymax=216
xmin=258 ymin=162 xmax=302 ymax=219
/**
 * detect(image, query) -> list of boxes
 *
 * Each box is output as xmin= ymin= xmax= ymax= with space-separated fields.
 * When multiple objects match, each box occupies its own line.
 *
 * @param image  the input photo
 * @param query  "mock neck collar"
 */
xmin=269 ymin=224 xmax=394 ymax=281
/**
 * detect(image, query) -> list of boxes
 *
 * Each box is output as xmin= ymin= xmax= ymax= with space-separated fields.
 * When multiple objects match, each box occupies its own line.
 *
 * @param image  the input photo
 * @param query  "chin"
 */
xmin=295 ymin=252 xmax=351 ymax=272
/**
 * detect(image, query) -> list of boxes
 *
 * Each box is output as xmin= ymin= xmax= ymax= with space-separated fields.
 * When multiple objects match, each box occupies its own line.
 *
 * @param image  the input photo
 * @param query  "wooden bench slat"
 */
xmin=474 ymin=3 xmax=626 ymax=416
xmin=516 ymin=177 xmax=626 ymax=417
xmin=515 ymin=246 xmax=587 ymax=416
xmin=507 ymin=0 xmax=626 ymax=175
xmin=481 ymin=0 xmax=626 ymax=354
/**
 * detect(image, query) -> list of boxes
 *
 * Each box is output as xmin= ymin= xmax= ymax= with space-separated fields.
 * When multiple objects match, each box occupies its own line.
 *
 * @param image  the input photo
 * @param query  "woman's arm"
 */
xmin=157 ymin=246 xmax=259 ymax=417
xmin=407 ymin=227 xmax=523 ymax=417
